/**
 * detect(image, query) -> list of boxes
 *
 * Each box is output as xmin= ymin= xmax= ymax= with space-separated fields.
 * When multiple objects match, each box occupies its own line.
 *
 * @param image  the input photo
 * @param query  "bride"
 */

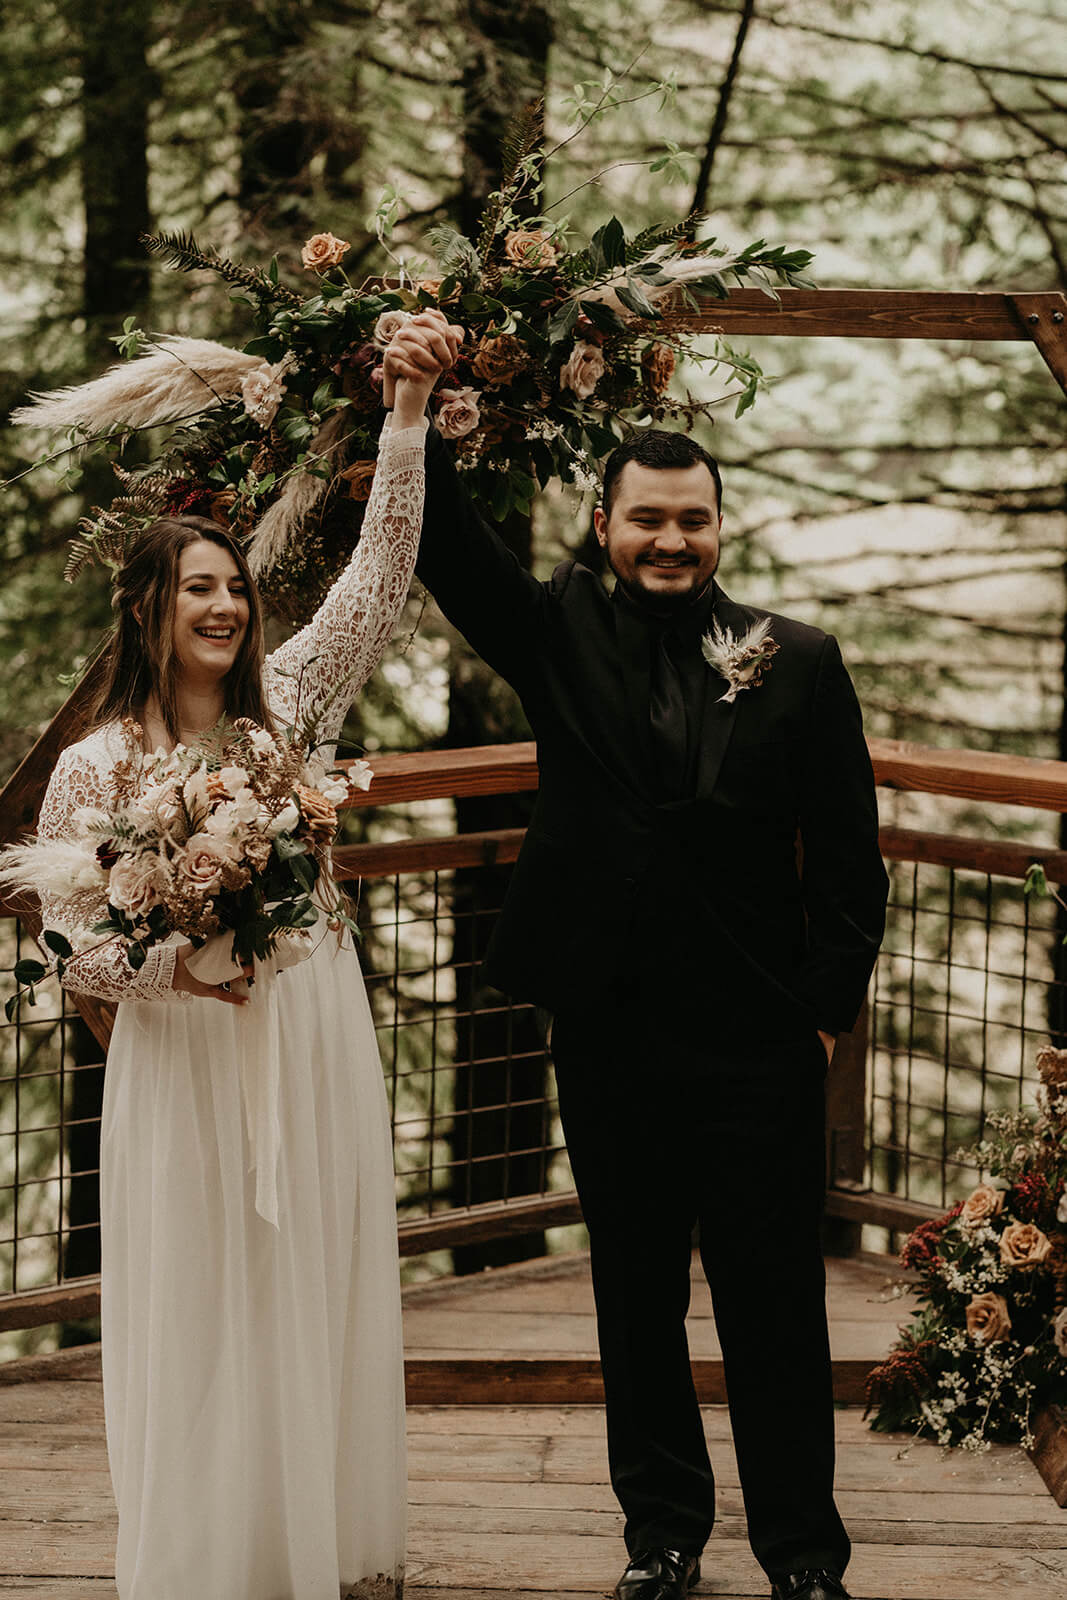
xmin=21 ymin=320 xmax=461 ymax=1600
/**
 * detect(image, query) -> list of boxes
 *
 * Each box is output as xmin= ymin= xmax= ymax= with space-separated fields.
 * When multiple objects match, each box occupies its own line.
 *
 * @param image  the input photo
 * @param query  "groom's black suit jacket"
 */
xmin=416 ymin=430 xmax=889 ymax=1042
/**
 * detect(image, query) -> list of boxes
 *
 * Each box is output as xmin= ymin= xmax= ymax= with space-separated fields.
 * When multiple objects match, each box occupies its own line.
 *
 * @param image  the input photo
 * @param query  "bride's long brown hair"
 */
xmin=93 ymin=515 xmax=276 ymax=743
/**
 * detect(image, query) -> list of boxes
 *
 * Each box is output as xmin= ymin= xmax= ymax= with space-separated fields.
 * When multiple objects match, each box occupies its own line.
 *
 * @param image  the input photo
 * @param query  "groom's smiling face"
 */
xmin=594 ymin=462 xmax=722 ymax=605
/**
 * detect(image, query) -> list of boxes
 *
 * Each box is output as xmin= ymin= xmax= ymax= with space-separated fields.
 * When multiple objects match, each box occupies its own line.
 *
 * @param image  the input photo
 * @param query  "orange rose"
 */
xmin=503 ymin=228 xmax=559 ymax=271
xmin=470 ymin=333 xmax=529 ymax=389
xmin=295 ymin=784 xmax=338 ymax=840
xmin=339 ymin=460 xmax=377 ymax=501
xmin=642 ymin=341 xmax=676 ymax=395
xmin=965 ymin=1292 xmax=1011 ymax=1345
xmin=999 ymin=1220 xmax=1052 ymax=1269
xmin=301 ymin=231 xmax=350 ymax=271
xmin=1037 ymin=1046 xmax=1067 ymax=1092
xmin=959 ymin=1185 xmax=1005 ymax=1228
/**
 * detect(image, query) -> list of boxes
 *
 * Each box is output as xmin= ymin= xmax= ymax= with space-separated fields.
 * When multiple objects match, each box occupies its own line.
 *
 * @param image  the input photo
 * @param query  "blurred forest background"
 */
xmin=2 ymin=0 xmax=1065 ymax=781
xmin=1 ymin=1 xmax=1066 ymax=1325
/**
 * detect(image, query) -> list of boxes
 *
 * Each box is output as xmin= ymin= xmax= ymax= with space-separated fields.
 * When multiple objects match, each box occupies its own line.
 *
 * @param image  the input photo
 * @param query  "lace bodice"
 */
xmin=32 ymin=419 xmax=427 ymax=1004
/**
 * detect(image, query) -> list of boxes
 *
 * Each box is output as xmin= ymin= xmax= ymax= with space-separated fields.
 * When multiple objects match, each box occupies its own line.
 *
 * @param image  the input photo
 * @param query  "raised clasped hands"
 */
xmin=384 ymin=309 xmax=465 ymax=428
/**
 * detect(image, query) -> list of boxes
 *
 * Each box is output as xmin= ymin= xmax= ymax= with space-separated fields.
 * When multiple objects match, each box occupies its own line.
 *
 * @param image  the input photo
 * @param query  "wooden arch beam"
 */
xmin=659 ymin=286 xmax=1067 ymax=396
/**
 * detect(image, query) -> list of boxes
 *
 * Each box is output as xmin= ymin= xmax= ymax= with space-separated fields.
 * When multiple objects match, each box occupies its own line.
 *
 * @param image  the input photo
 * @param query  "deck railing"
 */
xmin=4 ymin=732 xmax=1067 ymax=1340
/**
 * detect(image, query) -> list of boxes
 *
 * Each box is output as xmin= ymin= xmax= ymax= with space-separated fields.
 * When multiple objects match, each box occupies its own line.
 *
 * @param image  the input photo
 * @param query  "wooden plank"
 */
xmin=1009 ymin=293 xmax=1067 ymax=397
xmin=399 ymin=1194 xmax=584 ymax=1257
xmin=333 ymin=829 xmax=525 ymax=881
xmin=339 ymin=743 xmax=539 ymax=810
xmin=0 ymin=655 xmax=108 ymax=849
xmin=404 ymin=1532 xmax=1067 ymax=1597
xmin=663 ymin=287 xmax=1049 ymax=343
xmin=407 ymin=1472 xmax=1067 ymax=1525
xmin=1029 ymin=1405 xmax=1067 ymax=1508
xmin=0 ymin=1281 xmax=101 ymax=1336
xmin=870 ymin=736 xmax=1067 ymax=812
xmin=879 ymin=826 xmax=1067 ymax=884
xmin=825 ymin=1188 xmax=942 ymax=1232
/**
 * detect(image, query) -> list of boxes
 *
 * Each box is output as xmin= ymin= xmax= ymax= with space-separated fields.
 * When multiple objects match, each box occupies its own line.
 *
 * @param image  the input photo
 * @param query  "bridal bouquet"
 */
xmin=865 ymin=1046 xmax=1067 ymax=1451
xmin=1 ymin=719 xmax=369 ymax=1016
xmin=11 ymin=107 xmax=814 ymax=624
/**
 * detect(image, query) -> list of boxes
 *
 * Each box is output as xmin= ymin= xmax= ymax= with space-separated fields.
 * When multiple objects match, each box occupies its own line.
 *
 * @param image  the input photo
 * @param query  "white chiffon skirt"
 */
xmin=100 ymin=933 xmax=406 ymax=1600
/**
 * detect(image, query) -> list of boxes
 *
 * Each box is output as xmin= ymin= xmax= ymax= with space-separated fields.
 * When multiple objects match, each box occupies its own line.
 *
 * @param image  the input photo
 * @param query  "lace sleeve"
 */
xmin=264 ymin=418 xmax=427 ymax=743
xmin=34 ymin=742 xmax=186 ymax=1004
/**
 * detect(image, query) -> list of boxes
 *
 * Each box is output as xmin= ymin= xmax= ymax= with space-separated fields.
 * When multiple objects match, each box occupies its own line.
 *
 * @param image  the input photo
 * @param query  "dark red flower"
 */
xmin=900 ymin=1203 xmax=963 ymax=1273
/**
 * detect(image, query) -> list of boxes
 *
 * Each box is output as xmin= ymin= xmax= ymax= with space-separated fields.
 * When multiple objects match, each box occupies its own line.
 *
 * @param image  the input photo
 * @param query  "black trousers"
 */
xmin=550 ymin=1003 xmax=850 ymax=1582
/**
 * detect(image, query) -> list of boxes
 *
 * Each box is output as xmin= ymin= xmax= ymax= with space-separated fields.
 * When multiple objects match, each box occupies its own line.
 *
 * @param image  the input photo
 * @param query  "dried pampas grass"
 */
xmin=246 ymin=411 xmax=351 ymax=576
xmin=573 ymin=246 xmax=742 ymax=316
xmin=11 ymin=337 xmax=268 ymax=434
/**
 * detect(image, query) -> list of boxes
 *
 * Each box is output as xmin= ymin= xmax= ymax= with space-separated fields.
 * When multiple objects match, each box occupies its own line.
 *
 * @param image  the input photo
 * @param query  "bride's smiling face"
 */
xmin=171 ymin=541 xmax=251 ymax=683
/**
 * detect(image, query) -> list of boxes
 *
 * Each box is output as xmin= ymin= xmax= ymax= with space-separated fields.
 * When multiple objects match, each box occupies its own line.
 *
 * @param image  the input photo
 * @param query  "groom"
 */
xmin=385 ymin=316 xmax=888 ymax=1600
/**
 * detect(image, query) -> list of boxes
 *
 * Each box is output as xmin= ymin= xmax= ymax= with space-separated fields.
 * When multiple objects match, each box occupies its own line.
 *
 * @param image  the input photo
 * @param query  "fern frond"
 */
xmin=476 ymin=100 xmax=545 ymax=260
xmin=141 ymin=231 xmax=303 ymax=308
xmin=628 ymin=214 xmax=706 ymax=263
xmin=424 ymin=225 xmax=481 ymax=282
xmin=498 ymin=99 xmax=544 ymax=191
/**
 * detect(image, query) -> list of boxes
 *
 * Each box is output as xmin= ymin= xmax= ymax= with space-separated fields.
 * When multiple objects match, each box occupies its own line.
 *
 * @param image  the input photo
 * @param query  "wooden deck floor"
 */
xmin=1 ymin=1252 xmax=1064 ymax=1599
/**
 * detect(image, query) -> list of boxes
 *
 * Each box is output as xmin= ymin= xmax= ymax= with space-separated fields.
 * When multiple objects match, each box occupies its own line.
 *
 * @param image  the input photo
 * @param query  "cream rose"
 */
xmin=435 ymin=385 xmax=481 ymax=439
xmin=240 ymin=363 xmax=288 ymax=427
xmin=301 ymin=231 xmax=350 ymax=271
xmin=965 ymin=1292 xmax=1012 ymax=1345
xmin=960 ymin=1184 xmax=1006 ymax=1228
xmin=177 ymin=833 xmax=238 ymax=894
xmin=559 ymin=340 xmax=606 ymax=400
xmin=503 ymin=228 xmax=559 ymax=270
xmin=372 ymin=309 xmax=415 ymax=350
xmin=108 ymin=853 xmax=164 ymax=919
xmin=999 ymin=1220 xmax=1052 ymax=1269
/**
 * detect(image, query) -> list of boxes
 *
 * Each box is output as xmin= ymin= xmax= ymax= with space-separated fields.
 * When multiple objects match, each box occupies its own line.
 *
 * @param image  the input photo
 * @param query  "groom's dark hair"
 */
xmin=601 ymin=430 xmax=723 ymax=519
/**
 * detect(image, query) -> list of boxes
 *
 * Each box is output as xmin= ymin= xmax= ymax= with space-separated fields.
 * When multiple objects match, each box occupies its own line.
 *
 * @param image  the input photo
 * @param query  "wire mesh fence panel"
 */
xmin=0 ymin=917 xmax=105 ymax=1298
xmin=357 ymin=866 xmax=571 ymax=1226
xmin=868 ymin=856 xmax=1060 ymax=1212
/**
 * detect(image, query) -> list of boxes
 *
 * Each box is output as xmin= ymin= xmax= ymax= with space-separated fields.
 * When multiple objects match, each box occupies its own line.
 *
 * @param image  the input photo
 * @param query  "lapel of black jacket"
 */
xmin=695 ymin=584 xmax=753 ymax=797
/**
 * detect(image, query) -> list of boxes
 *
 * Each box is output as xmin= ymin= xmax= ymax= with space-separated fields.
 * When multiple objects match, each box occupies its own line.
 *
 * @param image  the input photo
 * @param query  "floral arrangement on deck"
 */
xmin=865 ymin=1045 xmax=1067 ymax=1451
xmin=0 ymin=717 xmax=370 ymax=1017
xmin=9 ymin=104 xmax=813 ymax=625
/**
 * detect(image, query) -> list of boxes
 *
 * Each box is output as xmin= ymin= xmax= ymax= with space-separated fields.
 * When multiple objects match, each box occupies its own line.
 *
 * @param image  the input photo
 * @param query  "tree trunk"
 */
xmin=57 ymin=2 xmax=154 ymax=1333
xmin=77 ymin=0 xmax=153 ymax=364
xmin=448 ymin=0 xmax=553 ymax=1273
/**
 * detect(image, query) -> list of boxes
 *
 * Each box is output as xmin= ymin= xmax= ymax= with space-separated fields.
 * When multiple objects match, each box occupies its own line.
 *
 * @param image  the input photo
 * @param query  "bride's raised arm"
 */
xmin=265 ymin=318 xmax=462 ymax=743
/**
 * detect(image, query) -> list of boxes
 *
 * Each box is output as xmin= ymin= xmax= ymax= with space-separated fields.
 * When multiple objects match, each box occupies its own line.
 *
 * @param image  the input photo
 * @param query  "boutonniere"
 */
xmin=700 ymin=617 xmax=780 ymax=704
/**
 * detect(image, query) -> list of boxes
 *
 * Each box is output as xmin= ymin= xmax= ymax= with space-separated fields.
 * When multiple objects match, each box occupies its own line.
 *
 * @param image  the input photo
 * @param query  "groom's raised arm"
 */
xmin=415 ymin=426 xmax=548 ymax=685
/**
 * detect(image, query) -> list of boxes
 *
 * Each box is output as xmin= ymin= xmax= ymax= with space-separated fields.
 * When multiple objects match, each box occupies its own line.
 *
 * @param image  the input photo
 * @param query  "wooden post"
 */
xmin=822 ymin=998 xmax=870 ymax=1257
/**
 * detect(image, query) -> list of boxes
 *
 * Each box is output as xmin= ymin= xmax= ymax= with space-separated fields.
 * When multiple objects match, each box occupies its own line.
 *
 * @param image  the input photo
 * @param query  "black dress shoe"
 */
xmin=615 ymin=1548 xmax=701 ymax=1600
xmin=771 ymin=1572 xmax=850 ymax=1600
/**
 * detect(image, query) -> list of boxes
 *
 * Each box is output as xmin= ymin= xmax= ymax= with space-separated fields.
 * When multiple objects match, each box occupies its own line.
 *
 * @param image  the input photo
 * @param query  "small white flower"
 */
xmin=240 ymin=361 xmax=290 ymax=427
xmin=346 ymin=759 xmax=373 ymax=793
xmin=1056 ymin=1189 xmax=1067 ymax=1225
xmin=270 ymin=799 xmax=301 ymax=836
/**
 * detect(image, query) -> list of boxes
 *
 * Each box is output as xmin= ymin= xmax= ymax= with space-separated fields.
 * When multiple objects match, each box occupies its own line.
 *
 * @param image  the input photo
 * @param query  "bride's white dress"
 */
xmin=35 ymin=420 xmax=428 ymax=1600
